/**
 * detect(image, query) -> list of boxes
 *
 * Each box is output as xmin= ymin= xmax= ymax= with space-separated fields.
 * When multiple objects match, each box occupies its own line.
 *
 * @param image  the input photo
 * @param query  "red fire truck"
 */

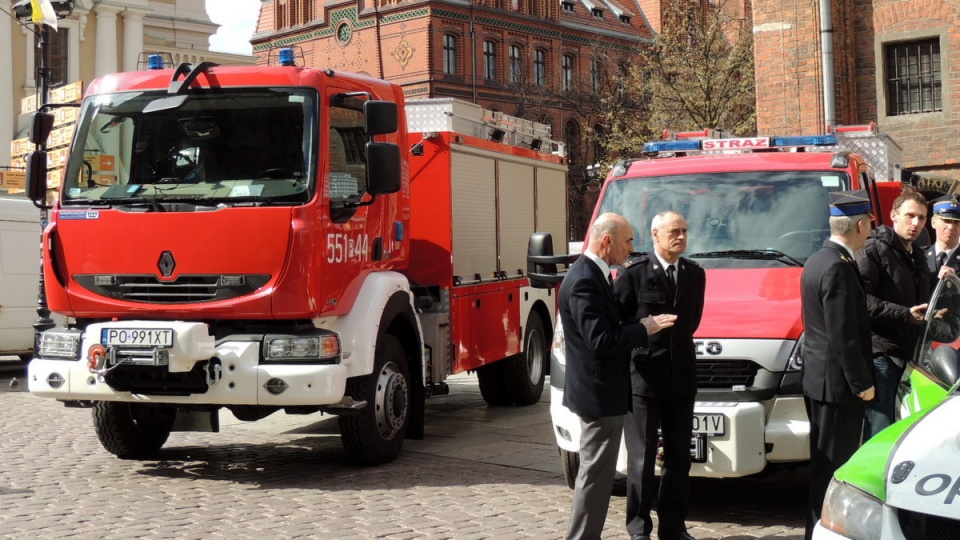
xmin=23 ymin=52 xmax=568 ymax=465
xmin=529 ymin=126 xmax=906 ymax=484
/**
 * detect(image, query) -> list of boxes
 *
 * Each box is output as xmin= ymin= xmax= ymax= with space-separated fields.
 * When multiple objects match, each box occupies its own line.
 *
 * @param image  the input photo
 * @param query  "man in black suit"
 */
xmin=560 ymin=212 xmax=676 ymax=540
xmin=800 ymin=190 xmax=876 ymax=540
xmin=927 ymin=195 xmax=960 ymax=273
xmin=614 ymin=210 xmax=705 ymax=540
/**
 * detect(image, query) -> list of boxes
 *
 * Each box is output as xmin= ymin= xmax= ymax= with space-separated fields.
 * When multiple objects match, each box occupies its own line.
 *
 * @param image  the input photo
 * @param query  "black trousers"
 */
xmin=624 ymin=394 xmax=695 ymax=538
xmin=804 ymin=396 xmax=865 ymax=540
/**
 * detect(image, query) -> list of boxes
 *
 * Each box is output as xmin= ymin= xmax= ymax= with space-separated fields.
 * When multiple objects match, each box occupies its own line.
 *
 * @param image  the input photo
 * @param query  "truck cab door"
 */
xmin=318 ymin=88 xmax=388 ymax=315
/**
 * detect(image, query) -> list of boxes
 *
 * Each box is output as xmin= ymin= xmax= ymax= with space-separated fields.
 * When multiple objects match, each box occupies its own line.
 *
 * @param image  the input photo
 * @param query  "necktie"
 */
xmin=667 ymin=265 xmax=676 ymax=286
xmin=607 ymin=273 xmax=614 ymax=289
xmin=938 ymin=251 xmax=948 ymax=268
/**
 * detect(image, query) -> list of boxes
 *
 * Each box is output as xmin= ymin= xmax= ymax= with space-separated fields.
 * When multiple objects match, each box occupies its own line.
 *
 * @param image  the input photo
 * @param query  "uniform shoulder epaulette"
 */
xmin=681 ymin=256 xmax=701 ymax=268
xmin=622 ymin=252 xmax=650 ymax=269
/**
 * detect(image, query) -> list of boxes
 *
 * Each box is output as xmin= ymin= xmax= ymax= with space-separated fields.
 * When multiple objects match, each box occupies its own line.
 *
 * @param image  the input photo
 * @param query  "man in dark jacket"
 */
xmin=801 ymin=190 xmax=875 ymax=539
xmin=614 ymin=210 xmax=705 ymax=540
xmin=559 ymin=212 xmax=675 ymax=540
xmin=855 ymin=191 xmax=930 ymax=439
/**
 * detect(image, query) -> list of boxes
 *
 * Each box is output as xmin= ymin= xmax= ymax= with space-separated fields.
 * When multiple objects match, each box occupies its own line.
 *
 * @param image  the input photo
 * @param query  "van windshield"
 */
xmin=61 ymin=88 xmax=318 ymax=207
xmin=597 ymin=171 xmax=850 ymax=266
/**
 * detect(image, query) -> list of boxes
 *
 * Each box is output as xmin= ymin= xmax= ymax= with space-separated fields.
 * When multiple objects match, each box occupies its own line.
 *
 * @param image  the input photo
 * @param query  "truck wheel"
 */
xmin=502 ymin=312 xmax=548 ymax=406
xmin=339 ymin=334 xmax=410 ymax=466
xmin=92 ymin=402 xmax=175 ymax=459
xmin=560 ymin=448 xmax=580 ymax=490
xmin=476 ymin=362 xmax=512 ymax=406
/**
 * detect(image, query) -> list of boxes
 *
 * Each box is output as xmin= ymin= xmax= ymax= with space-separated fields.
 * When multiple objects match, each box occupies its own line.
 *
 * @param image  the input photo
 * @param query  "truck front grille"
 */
xmin=75 ymin=274 xmax=270 ymax=304
xmin=898 ymin=509 xmax=960 ymax=540
xmin=696 ymin=360 xmax=759 ymax=388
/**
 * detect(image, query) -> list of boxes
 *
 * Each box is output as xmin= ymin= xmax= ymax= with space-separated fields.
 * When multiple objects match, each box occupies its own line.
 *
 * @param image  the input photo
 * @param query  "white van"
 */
xmin=0 ymin=195 xmax=45 ymax=360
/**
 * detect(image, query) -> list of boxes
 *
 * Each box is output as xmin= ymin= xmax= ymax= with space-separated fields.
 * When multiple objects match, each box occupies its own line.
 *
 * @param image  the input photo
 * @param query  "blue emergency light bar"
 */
xmin=770 ymin=134 xmax=838 ymax=147
xmin=643 ymin=140 xmax=703 ymax=153
xmin=644 ymin=133 xmax=839 ymax=154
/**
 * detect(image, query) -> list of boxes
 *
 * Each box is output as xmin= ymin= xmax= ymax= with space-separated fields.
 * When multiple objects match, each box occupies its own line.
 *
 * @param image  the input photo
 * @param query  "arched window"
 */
xmin=534 ymin=50 xmax=546 ymax=86
xmin=509 ymin=45 xmax=523 ymax=84
xmin=443 ymin=35 xmax=458 ymax=75
xmin=565 ymin=120 xmax=581 ymax=166
xmin=484 ymin=41 xmax=497 ymax=81
xmin=561 ymin=55 xmax=574 ymax=91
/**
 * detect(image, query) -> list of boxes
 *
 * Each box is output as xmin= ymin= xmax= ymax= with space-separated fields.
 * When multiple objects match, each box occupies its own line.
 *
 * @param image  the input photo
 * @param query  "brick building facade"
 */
xmin=754 ymin=0 xmax=960 ymax=181
xmin=250 ymin=0 xmax=659 ymax=238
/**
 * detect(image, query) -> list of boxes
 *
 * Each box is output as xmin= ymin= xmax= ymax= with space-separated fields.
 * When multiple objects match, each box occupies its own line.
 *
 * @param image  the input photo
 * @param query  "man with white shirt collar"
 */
xmin=927 ymin=195 xmax=960 ymax=273
xmin=614 ymin=210 xmax=706 ymax=540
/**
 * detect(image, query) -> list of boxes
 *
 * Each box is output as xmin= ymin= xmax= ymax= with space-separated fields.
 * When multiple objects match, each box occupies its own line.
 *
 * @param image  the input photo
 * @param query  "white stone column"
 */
xmin=93 ymin=4 xmax=120 ymax=78
xmin=1 ymin=0 xmax=15 ymax=167
xmin=121 ymin=9 xmax=146 ymax=72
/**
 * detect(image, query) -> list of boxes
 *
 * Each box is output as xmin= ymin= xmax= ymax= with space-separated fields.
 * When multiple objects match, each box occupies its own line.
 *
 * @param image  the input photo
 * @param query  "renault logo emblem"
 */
xmin=158 ymin=251 xmax=176 ymax=277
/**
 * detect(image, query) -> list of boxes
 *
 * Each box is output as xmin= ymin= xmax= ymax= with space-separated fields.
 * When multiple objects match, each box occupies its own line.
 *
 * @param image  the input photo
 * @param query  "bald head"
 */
xmin=591 ymin=213 xmax=634 ymax=267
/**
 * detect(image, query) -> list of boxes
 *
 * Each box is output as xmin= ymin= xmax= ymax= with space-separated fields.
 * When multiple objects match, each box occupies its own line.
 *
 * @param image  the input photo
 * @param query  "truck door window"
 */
xmin=327 ymin=102 xmax=369 ymax=222
xmin=328 ymin=105 xmax=368 ymax=200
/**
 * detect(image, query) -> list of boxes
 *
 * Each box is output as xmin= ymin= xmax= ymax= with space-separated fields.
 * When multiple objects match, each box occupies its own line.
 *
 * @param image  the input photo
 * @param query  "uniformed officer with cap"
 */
xmin=800 ymin=189 xmax=876 ymax=540
xmin=927 ymin=195 xmax=960 ymax=273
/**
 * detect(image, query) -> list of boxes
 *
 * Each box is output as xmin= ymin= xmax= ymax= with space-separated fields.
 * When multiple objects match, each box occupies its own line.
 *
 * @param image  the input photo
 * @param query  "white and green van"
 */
xmin=813 ymin=273 xmax=960 ymax=539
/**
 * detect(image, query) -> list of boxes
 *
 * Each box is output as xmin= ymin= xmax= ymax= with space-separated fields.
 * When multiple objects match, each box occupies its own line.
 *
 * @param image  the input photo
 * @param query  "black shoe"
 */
xmin=630 ymin=535 xmax=651 ymax=540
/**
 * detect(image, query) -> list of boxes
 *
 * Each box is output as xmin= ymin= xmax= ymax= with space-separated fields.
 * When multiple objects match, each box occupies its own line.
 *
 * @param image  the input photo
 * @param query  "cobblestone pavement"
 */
xmin=0 ymin=359 xmax=805 ymax=539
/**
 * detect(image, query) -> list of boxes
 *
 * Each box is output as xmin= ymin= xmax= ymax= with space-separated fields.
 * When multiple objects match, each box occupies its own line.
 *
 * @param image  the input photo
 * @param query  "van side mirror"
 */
xmin=25 ymin=151 xmax=49 ymax=207
xmin=363 ymin=101 xmax=398 ymax=136
xmin=927 ymin=345 xmax=960 ymax=388
xmin=366 ymin=142 xmax=401 ymax=195
xmin=29 ymin=111 xmax=54 ymax=145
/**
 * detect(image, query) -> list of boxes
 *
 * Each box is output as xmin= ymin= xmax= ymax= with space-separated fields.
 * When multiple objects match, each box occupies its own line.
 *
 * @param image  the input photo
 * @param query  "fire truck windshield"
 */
xmin=60 ymin=88 xmax=317 ymax=207
xmin=598 ymin=171 xmax=851 ymax=266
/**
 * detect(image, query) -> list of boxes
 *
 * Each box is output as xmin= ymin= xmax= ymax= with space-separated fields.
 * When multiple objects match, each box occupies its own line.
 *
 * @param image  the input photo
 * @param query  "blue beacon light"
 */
xmin=278 ymin=48 xmax=296 ymax=67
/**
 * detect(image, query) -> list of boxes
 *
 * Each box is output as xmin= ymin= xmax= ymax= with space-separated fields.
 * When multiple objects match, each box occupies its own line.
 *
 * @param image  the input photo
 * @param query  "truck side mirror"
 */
xmin=25 ymin=150 xmax=49 ymax=207
xmin=29 ymin=111 xmax=55 ymax=145
xmin=527 ymin=232 xmax=579 ymax=289
xmin=366 ymin=142 xmax=401 ymax=195
xmin=363 ymin=101 xmax=398 ymax=136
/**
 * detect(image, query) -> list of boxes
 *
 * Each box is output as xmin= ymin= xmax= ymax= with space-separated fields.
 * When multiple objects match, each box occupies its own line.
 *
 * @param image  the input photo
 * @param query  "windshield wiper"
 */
xmin=690 ymin=249 xmax=803 ymax=267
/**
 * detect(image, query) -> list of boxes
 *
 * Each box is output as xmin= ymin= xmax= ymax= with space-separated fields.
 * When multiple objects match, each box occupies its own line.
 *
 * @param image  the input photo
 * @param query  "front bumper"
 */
xmin=549 ymin=384 xmax=808 ymax=478
xmin=28 ymin=321 xmax=347 ymax=406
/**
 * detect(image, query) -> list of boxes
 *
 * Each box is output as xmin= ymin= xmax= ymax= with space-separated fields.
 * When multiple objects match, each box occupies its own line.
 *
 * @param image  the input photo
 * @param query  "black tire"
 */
xmin=92 ymin=401 xmax=175 ymax=459
xmin=501 ymin=312 xmax=548 ymax=406
xmin=339 ymin=334 xmax=410 ymax=466
xmin=560 ymin=448 xmax=580 ymax=490
xmin=476 ymin=362 xmax=513 ymax=406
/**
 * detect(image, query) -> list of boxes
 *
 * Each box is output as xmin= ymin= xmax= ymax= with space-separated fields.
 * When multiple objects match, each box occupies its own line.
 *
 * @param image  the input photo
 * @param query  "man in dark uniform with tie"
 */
xmin=559 ymin=212 xmax=676 ymax=540
xmin=927 ymin=195 xmax=960 ymax=273
xmin=800 ymin=190 xmax=876 ymax=540
xmin=614 ymin=210 xmax=706 ymax=540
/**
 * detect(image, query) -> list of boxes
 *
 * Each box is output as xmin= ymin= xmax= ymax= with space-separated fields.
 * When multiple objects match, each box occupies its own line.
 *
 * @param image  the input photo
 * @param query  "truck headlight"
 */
xmin=38 ymin=330 xmax=83 ymax=360
xmin=819 ymin=479 xmax=883 ymax=539
xmin=786 ymin=333 xmax=804 ymax=371
xmin=552 ymin=318 xmax=565 ymax=366
xmin=263 ymin=333 xmax=340 ymax=362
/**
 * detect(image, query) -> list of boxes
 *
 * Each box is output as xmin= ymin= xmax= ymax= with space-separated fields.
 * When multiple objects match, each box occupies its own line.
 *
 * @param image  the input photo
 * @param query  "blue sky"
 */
xmin=206 ymin=0 xmax=260 ymax=56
